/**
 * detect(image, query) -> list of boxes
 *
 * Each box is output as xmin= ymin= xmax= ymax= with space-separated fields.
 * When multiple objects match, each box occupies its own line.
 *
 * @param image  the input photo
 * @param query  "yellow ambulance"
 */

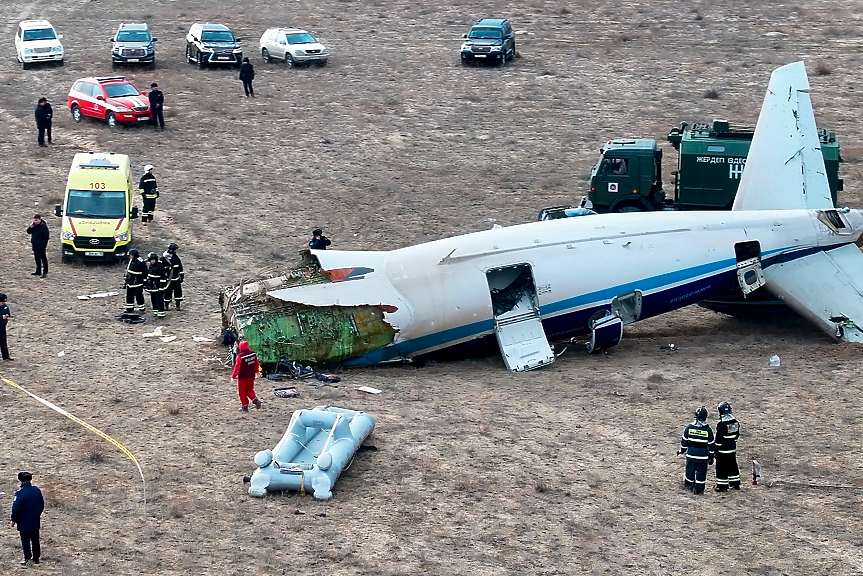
xmin=54 ymin=152 xmax=138 ymax=261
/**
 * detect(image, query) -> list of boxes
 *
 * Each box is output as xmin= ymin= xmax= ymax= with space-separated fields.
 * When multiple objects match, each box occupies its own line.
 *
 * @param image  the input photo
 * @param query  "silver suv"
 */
xmin=111 ymin=23 xmax=156 ymax=68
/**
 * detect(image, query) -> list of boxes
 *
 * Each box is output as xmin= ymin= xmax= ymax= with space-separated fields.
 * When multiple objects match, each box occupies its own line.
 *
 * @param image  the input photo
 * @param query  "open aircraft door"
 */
xmin=486 ymin=264 xmax=555 ymax=372
xmin=735 ymin=240 xmax=766 ymax=295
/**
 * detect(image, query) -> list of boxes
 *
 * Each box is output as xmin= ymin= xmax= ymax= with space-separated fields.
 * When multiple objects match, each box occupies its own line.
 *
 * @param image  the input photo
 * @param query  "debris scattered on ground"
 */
xmin=143 ymin=327 xmax=164 ymax=338
xmin=769 ymin=355 xmax=781 ymax=367
xmin=357 ymin=386 xmax=382 ymax=394
xmin=660 ymin=343 xmax=677 ymax=351
xmin=159 ymin=336 xmax=177 ymax=343
xmin=115 ymin=313 xmax=145 ymax=324
xmin=57 ymin=351 xmax=65 ymax=357
xmin=273 ymin=386 xmax=299 ymax=398
xmin=77 ymin=291 xmax=120 ymax=300
xmin=294 ymin=509 xmax=305 ymax=515
xmin=193 ymin=336 xmax=215 ymax=342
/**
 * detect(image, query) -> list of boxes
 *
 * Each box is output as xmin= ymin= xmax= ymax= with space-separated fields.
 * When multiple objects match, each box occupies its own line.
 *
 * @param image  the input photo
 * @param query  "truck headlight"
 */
xmin=61 ymin=230 xmax=75 ymax=240
xmin=232 ymin=48 xmax=243 ymax=53
xmin=114 ymin=231 xmax=128 ymax=241
xmin=320 ymin=48 xmax=329 ymax=55
xmin=461 ymin=43 xmax=471 ymax=51
xmin=295 ymin=49 xmax=306 ymax=55
xmin=115 ymin=106 xmax=131 ymax=112
xmin=24 ymin=48 xmax=34 ymax=54
xmin=490 ymin=46 xmax=502 ymax=52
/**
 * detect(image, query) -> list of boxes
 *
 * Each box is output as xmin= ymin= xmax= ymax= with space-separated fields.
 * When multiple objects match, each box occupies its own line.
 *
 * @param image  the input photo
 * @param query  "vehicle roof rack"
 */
xmin=78 ymin=157 xmax=119 ymax=170
xmin=94 ymin=76 xmax=126 ymax=82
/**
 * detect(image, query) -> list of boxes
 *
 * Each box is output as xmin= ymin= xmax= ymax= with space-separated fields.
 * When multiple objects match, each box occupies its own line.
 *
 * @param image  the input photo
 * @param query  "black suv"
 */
xmin=460 ymin=19 xmax=515 ymax=66
xmin=185 ymin=23 xmax=242 ymax=68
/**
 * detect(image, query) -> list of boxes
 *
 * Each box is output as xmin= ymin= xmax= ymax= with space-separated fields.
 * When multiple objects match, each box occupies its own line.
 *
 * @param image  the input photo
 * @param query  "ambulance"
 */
xmin=54 ymin=152 xmax=138 ymax=261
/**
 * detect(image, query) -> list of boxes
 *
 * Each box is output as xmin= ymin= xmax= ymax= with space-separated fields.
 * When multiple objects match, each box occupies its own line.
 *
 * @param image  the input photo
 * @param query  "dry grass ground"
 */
xmin=1 ymin=0 xmax=862 ymax=574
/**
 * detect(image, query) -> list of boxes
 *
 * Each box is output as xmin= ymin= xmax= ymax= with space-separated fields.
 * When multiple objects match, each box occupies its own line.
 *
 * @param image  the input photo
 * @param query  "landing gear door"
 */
xmin=735 ymin=240 xmax=765 ymax=295
xmin=486 ymin=264 xmax=555 ymax=372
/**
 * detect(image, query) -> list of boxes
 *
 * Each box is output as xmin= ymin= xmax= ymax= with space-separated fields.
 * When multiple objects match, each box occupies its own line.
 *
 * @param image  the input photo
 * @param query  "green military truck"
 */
xmin=585 ymin=119 xmax=843 ymax=213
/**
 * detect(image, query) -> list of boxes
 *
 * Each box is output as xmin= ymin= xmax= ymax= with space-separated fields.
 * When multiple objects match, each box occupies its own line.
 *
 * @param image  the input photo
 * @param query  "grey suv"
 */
xmin=185 ymin=23 xmax=242 ymax=68
xmin=460 ymin=19 xmax=515 ymax=66
xmin=111 ymin=23 xmax=156 ymax=68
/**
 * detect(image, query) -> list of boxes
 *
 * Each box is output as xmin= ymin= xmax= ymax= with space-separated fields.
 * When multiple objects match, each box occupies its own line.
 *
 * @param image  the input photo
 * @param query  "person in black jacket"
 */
xmin=678 ymin=406 xmax=715 ymax=495
xmin=714 ymin=401 xmax=741 ymax=491
xmin=239 ymin=57 xmax=255 ymax=97
xmin=124 ymin=249 xmax=148 ymax=313
xmin=34 ymin=97 xmax=52 ymax=147
xmin=26 ymin=214 xmax=49 ymax=277
xmin=308 ymin=228 xmax=331 ymax=250
xmin=145 ymin=252 xmax=167 ymax=318
xmin=9 ymin=471 xmax=44 ymax=567
xmin=161 ymin=243 xmax=184 ymax=310
xmin=0 ymin=293 xmax=11 ymax=361
xmin=139 ymin=165 xmax=159 ymax=224
xmin=149 ymin=82 xmax=165 ymax=130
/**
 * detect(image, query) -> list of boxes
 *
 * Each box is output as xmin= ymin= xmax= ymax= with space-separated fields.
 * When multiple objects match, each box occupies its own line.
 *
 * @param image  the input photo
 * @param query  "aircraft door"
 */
xmin=734 ymin=240 xmax=766 ymax=295
xmin=486 ymin=264 xmax=555 ymax=372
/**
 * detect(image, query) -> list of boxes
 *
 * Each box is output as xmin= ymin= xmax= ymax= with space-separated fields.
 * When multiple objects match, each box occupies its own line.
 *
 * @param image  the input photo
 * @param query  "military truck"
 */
xmin=585 ymin=119 xmax=843 ymax=214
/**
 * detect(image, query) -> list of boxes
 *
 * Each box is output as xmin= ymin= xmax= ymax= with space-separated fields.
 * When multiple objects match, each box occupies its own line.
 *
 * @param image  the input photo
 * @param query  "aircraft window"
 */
xmin=604 ymin=158 xmax=628 ymax=176
xmin=734 ymin=240 xmax=761 ymax=262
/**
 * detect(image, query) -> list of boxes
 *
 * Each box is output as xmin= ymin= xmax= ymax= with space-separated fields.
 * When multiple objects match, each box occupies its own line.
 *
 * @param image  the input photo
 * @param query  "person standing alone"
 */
xmin=149 ymin=82 xmax=165 ymax=131
xmin=0 ymin=294 xmax=11 ymax=361
xmin=239 ymin=57 xmax=255 ymax=97
xmin=34 ymin=97 xmax=52 ymax=147
xmin=139 ymin=165 xmax=159 ymax=225
xmin=9 ymin=471 xmax=44 ymax=567
xmin=26 ymin=214 xmax=49 ymax=278
xmin=232 ymin=340 xmax=262 ymax=412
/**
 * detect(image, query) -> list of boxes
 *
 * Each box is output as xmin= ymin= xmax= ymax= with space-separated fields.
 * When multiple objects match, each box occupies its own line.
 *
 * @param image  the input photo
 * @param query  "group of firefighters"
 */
xmin=678 ymin=401 xmax=741 ymax=494
xmin=123 ymin=242 xmax=183 ymax=318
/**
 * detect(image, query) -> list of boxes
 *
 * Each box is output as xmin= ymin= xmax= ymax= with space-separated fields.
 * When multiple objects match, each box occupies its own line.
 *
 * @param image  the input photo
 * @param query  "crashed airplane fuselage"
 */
xmin=221 ymin=62 xmax=863 ymax=371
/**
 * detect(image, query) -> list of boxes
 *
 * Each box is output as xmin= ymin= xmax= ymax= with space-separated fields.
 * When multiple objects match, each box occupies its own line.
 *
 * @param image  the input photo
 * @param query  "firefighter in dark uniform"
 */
xmin=161 ymin=243 xmax=184 ymax=310
xmin=678 ymin=406 xmax=715 ymax=494
xmin=715 ymin=401 xmax=741 ymax=491
xmin=124 ymin=249 xmax=148 ymax=313
xmin=145 ymin=252 xmax=167 ymax=318
xmin=139 ymin=165 xmax=159 ymax=225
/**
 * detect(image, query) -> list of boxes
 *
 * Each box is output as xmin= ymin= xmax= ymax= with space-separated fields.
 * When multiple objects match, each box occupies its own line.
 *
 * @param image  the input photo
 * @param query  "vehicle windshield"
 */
xmin=23 ymin=28 xmax=56 ymax=41
xmin=103 ymin=83 xmax=140 ymax=98
xmin=201 ymin=31 xmax=235 ymax=42
xmin=286 ymin=33 xmax=316 ymax=44
xmin=67 ymin=190 xmax=126 ymax=218
xmin=469 ymin=27 xmax=502 ymax=39
xmin=116 ymin=30 xmax=151 ymax=42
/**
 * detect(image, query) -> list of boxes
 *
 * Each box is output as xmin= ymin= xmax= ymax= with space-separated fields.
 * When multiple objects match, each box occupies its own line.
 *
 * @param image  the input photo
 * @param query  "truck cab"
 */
xmin=55 ymin=152 xmax=138 ymax=262
xmin=588 ymin=139 xmax=664 ymax=213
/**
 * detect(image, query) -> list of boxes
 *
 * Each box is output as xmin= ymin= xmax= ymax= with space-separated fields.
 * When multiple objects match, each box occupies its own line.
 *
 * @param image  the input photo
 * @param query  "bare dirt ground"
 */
xmin=1 ymin=0 xmax=862 ymax=574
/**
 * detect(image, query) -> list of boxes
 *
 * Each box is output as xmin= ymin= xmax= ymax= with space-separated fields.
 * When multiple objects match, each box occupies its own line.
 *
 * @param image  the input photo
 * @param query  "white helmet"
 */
xmin=144 ymin=164 xmax=154 ymax=172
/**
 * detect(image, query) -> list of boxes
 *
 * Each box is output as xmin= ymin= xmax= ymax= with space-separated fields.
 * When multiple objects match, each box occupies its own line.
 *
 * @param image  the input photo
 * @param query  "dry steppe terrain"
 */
xmin=1 ymin=0 xmax=862 ymax=574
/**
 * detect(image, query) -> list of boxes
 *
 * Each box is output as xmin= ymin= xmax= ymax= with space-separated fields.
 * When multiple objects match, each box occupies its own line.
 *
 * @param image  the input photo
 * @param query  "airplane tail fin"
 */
xmin=732 ymin=61 xmax=833 ymax=211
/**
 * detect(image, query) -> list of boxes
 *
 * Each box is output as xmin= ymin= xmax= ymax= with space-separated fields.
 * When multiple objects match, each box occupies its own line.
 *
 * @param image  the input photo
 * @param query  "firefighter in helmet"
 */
xmin=678 ymin=406 xmax=715 ymax=494
xmin=161 ymin=243 xmax=184 ymax=310
xmin=715 ymin=401 xmax=741 ymax=491
xmin=123 ymin=249 xmax=148 ymax=313
xmin=145 ymin=252 xmax=167 ymax=318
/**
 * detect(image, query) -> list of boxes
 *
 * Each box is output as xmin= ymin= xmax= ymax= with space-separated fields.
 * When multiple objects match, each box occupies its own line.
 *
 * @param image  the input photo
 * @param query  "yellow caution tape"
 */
xmin=1 ymin=373 xmax=146 ymax=504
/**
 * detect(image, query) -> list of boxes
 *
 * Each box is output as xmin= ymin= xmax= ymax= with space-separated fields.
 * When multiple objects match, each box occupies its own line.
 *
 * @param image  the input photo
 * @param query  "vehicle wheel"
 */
xmin=185 ymin=45 xmax=191 ymax=63
xmin=461 ymin=55 xmax=469 ymax=66
xmin=22 ymin=61 xmax=29 ymax=70
xmin=317 ymin=60 xmax=328 ymax=67
xmin=71 ymin=104 xmax=82 ymax=123
xmin=285 ymin=53 xmax=295 ymax=68
xmin=509 ymin=43 xmax=516 ymax=61
xmin=106 ymin=111 xmax=117 ymax=129
xmin=150 ymin=59 xmax=156 ymax=70
xmin=111 ymin=61 xmax=118 ymax=70
xmin=614 ymin=203 xmax=646 ymax=213
xmin=57 ymin=59 xmax=64 ymax=67
xmin=197 ymin=52 xmax=205 ymax=69
xmin=262 ymin=48 xmax=271 ymax=63
xmin=499 ymin=52 xmax=506 ymax=67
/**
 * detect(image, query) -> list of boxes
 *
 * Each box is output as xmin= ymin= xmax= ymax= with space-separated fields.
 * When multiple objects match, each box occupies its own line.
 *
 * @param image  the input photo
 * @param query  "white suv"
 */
xmin=15 ymin=20 xmax=64 ymax=69
xmin=259 ymin=28 xmax=328 ymax=67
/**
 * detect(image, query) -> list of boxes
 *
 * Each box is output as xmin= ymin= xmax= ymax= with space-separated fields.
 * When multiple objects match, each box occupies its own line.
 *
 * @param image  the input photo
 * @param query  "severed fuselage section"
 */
xmin=219 ymin=256 xmax=397 ymax=365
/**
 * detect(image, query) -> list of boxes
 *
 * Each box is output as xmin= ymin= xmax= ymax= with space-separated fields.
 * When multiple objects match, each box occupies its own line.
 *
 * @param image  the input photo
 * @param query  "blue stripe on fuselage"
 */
xmin=344 ymin=243 xmax=829 ymax=366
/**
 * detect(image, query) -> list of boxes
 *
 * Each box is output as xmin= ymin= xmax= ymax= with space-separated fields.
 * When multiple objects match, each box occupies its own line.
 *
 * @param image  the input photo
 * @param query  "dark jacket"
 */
xmin=139 ymin=173 xmax=159 ymax=198
xmin=34 ymin=103 xmax=53 ymax=128
xmin=125 ymin=257 xmax=148 ymax=288
xmin=232 ymin=341 xmax=259 ymax=380
xmin=239 ymin=63 xmax=255 ymax=81
xmin=0 ymin=304 xmax=9 ymax=329
xmin=10 ymin=482 xmax=44 ymax=532
xmin=146 ymin=260 xmax=167 ymax=292
xmin=149 ymin=89 xmax=164 ymax=109
xmin=715 ymin=417 xmax=740 ymax=454
xmin=26 ymin=220 xmax=49 ymax=249
xmin=163 ymin=253 xmax=184 ymax=282
xmin=309 ymin=235 xmax=331 ymax=250
xmin=680 ymin=421 xmax=715 ymax=460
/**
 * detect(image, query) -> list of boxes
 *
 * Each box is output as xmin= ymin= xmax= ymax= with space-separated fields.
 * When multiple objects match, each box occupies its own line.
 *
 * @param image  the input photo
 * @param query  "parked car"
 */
xmin=111 ymin=23 xmax=156 ymax=68
xmin=15 ymin=20 xmax=64 ymax=69
xmin=185 ymin=23 xmax=242 ymax=68
xmin=67 ymin=76 xmax=151 ymax=128
xmin=259 ymin=27 xmax=328 ymax=67
xmin=460 ymin=18 xmax=515 ymax=66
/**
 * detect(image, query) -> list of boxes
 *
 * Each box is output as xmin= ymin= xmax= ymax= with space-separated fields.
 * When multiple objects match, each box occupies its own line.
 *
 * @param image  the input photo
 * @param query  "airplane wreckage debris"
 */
xmin=220 ymin=257 xmax=397 ymax=366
